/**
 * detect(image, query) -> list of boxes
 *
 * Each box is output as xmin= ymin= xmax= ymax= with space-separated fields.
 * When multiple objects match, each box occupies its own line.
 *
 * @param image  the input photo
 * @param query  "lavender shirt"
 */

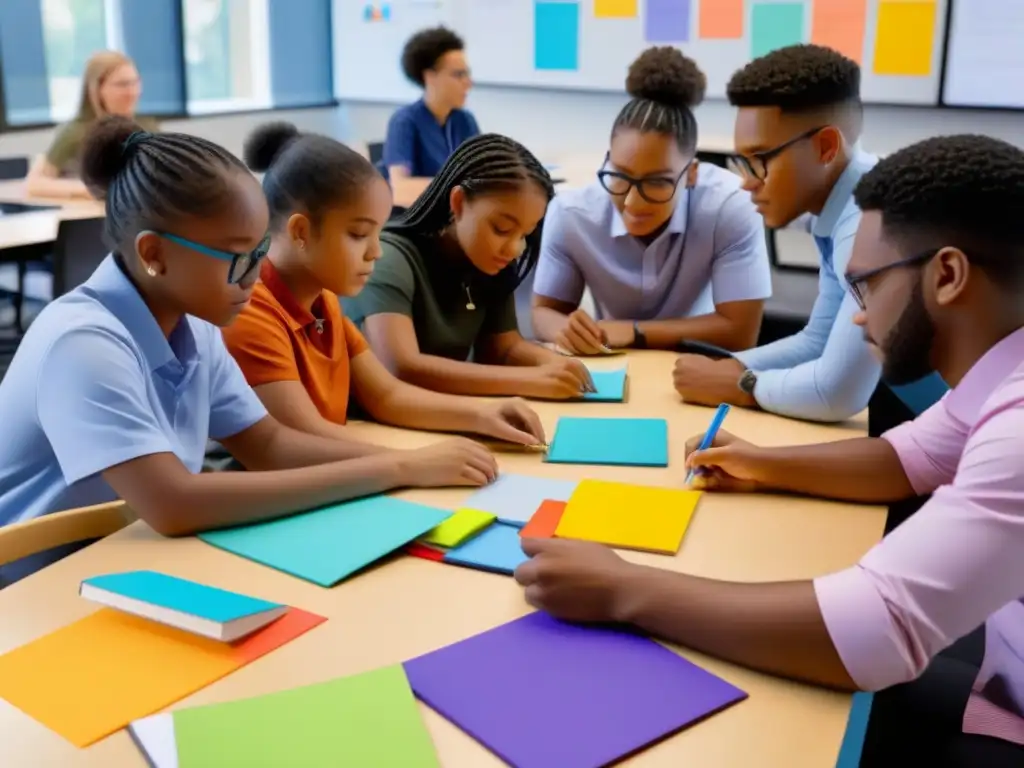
xmin=814 ymin=326 xmax=1024 ymax=744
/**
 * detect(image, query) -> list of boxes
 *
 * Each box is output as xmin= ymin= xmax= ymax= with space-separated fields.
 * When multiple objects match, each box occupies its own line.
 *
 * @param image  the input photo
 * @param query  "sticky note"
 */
xmin=200 ymin=497 xmax=451 ymax=587
xmin=405 ymin=542 xmax=447 ymax=562
xmin=535 ymin=1 xmax=579 ymax=70
xmin=519 ymin=500 xmax=566 ymax=539
xmin=556 ymin=479 xmax=701 ymax=554
xmin=698 ymin=0 xmax=742 ymax=38
xmin=403 ymin=612 xmax=747 ymax=768
xmin=0 ymin=607 xmax=324 ymax=747
xmin=873 ymin=1 xmax=936 ymax=76
xmin=583 ymin=368 xmax=627 ymax=402
xmin=443 ymin=523 xmax=528 ymax=575
xmin=811 ymin=0 xmax=867 ymax=63
xmin=545 ymin=417 xmax=669 ymax=467
xmin=751 ymin=2 xmax=805 ymax=59
xmin=644 ymin=0 xmax=691 ymax=42
xmin=462 ymin=473 xmax=577 ymax=526
xmin=421 ymin=508 xmax=496 ymax=548
xmin=594 ymin=0 xmax=636 ymax=17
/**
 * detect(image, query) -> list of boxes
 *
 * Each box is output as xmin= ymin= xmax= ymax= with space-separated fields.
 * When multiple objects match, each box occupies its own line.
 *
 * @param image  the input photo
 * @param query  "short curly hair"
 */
xmin=401 ymin=26 xmax=464 ymax=87
xmin=854 ymin=134 xmax=1024 ymax=286
xmin=727 ymin=44 xmax=860 ymax=111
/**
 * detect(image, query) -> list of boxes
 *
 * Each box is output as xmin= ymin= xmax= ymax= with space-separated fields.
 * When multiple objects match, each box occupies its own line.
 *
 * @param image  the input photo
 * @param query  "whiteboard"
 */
xmin=942 ymin=0 xmax=1024 ymax=108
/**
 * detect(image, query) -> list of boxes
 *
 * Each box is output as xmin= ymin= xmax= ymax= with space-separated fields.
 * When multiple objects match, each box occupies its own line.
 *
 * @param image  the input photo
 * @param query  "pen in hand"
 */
xmin=685 ymin=403 xmax=731 ymax=487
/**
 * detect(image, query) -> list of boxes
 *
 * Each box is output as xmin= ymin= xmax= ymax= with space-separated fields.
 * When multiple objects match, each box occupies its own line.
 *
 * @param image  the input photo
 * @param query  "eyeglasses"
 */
xmin=845 ymin=249 xmax=938 ymax=310
xmin=729 ymin=127 xmax=825 ymax=181
xmin=437 ymin=67 xmax=471 ymax=81
xmin=150 ymin=231 xmax=271 ymax=284
xmin=597 ymin=155 xmax=692 ymax=204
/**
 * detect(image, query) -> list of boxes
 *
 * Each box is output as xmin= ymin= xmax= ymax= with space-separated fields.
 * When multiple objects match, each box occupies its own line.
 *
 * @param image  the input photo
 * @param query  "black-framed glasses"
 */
xmin=597 ymin=154 xmax=692 ymax=204
xmin=845 ymin=249 xmax=938 ymax=310
xmin=729 ymin=126 xmax=826 ymax=181
xmin=147 ymin=231 xmax=271 ymax=285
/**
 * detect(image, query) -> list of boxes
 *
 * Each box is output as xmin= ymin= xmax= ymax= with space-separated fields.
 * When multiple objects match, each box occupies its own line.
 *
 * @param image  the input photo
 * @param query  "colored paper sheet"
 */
xmin=810 ymin=0 xmax=867 ymax=63
xmin=443 ymin=523 xmax=528 ymax=575
xmin=535 ymin=2 xmax=579 ymax=71
xmin=645 ymin=0 xmax=691 ymax=43
xmin=556 ymin=479 xmax=701 ymax=554
xmin=81 ymin=571 xmax=281 ymax=623
xmin=583 ymin=368 xmax=627 ymax=402
xmin=594 ymin=0 xmax=636 ymax=18
xmin=462 ymin=473 xmax=577 ymax=526
xmin=0 ymin=607 xmax=324 ymax=747
xmin=405 ymin=542 xmax=447 ymax=562
xmin=873 ymin=1 xmax=936 ymax=76
xmin=519 ymin=500 xmax=566 ymax=539
xmin=170 ymin=666 xmax=440 ymax=767
xmin=404 ymin=612 xmax=747 ymax=768
xmin=698 ymin=0 xmax=742 ymax=38
xmin=421 ymin=508 xmax=496 ymax=548
xmin=200 ymin=497 xmax=451 ymax=587
xmin=545 ymin=417 xmax=669 ymax=467
xmin=751 ymin=2 xmax=805 ymax=59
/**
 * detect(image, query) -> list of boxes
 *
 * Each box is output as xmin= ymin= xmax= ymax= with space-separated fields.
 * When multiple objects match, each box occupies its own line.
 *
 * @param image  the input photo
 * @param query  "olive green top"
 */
xmin=45 ymin=116 xmax=161 ymax=177
xmin=343 ymin=231 xmax=520 ymax=363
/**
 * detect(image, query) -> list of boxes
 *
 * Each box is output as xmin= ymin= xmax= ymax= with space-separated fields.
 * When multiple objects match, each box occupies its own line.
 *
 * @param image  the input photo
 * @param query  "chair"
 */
xmin=0 ymin=501 xmax=135 ymax=569
xmin=367 ymin=141 xmax=385 ymax=166
xmin=51 ymin=215 xmax=108 ymax=298
xmin=0 ymin=157 xmax=29 ymax=180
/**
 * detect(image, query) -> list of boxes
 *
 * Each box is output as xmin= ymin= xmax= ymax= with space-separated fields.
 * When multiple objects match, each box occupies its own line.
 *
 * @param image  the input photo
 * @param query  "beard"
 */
xmin=879 ymin=280 xmax=936 ymax=385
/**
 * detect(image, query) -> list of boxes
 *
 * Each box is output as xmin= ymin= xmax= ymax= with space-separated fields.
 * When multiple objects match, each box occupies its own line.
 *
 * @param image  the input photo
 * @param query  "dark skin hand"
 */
xmin=673 ymin=355 xmax=756 ymax=408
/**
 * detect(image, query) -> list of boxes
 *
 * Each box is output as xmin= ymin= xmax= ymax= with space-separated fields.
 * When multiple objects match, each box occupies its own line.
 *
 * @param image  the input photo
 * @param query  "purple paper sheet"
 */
xmin=403 ymin=612 xmax=747 ymax=768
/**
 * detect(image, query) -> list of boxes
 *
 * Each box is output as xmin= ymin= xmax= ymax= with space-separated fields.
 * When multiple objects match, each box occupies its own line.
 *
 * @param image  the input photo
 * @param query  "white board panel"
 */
xmin=942 ymin=0 xmax=1024 ymax=109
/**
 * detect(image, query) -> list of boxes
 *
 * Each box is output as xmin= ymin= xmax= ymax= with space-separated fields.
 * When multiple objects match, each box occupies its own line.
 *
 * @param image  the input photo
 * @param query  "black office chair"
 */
xmin=51 ymin=217 xmax=108 ymax=298
xmin=0 ymin=157 xmax=29 ymax=181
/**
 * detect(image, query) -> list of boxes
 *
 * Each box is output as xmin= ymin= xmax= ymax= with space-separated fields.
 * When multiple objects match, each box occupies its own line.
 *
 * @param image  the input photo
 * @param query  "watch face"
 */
xmin=739 ymin=369 xmax=757 ymax=394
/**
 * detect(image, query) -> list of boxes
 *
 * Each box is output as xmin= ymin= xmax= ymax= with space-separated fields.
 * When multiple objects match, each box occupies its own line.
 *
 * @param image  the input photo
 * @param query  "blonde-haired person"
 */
xmin=25 ymin=50 xmax=158 ymax=199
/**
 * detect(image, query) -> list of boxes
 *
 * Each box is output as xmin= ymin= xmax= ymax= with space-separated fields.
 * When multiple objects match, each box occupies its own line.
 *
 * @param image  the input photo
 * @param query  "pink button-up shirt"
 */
xmin=815 ymin=325 xmax=1024 ymax=744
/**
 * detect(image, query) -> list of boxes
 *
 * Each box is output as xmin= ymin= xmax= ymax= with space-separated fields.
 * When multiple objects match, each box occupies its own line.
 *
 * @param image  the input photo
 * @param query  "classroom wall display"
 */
xmin=942 ymin=0 xmax=1024 ymax=109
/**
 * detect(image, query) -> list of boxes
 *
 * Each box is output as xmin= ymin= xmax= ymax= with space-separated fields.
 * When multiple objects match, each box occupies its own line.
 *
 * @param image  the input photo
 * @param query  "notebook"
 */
xmin=461 ymin=473 xmax=577 ymax=526
xmin=128 ymin=665 xmax=440 ymax=768
xmin=519 ymin=500 xmax=566 ymax=539
xmin=442 ymin=523 xmax=529 ymax=575
xmin=582 ymin=368 xmax=628 ymax=402
xmin=403 ymin=612 xmax=747 ymax=768
xmin=199 ymin=497 xmax=451 ymax=587
xmin=545 ymin=417 xmax=669 ymax=467
xmin=420 ymin=508 xmax=496 ymax=548
xmin=79 ymin=571 xmax=286 ymax=642
xmin=555 ymin=479 xmax=702 ymax=554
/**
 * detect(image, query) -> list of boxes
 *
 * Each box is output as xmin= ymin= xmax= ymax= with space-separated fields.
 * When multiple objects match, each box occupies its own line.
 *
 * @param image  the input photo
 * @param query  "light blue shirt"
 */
xmin=534 ymin=163 xmax=772 ymax=321
xmin=0 ymin=256 xmax=267 ymax=529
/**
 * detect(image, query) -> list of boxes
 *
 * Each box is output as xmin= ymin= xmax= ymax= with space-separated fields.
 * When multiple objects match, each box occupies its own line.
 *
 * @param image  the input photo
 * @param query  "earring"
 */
xmin=297 ymin=241 xmax=305 ymax=251
xmin=146 ymin=265 xmax=158 ymax=277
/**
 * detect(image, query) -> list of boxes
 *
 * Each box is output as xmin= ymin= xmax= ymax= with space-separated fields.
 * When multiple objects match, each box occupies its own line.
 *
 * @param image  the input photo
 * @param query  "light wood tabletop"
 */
xmin=0 ymin=180 xmax=104 ymax=252
xmin=0 ymin=351 xmax=885 ymax=768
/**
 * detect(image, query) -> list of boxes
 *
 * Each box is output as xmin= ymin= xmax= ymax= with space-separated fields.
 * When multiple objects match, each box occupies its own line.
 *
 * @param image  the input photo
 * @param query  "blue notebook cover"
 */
xmin=443 ymin=523 xmax=528 ymax=575
xmin=545 ymin=417 xmax=669 ymax=467
xmin=462 ymin=473 xmax=578 ymax=526
xmin=199 ymin=497 xmax=451 ymax=587
xmin=81 ymin=571 xmax=281 ymax=623
xmin=583 ymin=369 xmax=627 ymax=402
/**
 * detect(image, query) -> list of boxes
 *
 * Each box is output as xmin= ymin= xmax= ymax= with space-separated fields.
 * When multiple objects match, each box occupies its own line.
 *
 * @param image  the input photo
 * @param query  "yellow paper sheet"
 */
xmin=811 ymin=0 xmax=867 ymax=63
xmin=555 ymin=480 xmax=701 ymax=554
xmin=594 ymin=0 xmax=637 ymax=18
xmin=420 ymin=508 xmax=496 ymax=548
xmin=873 ymin=1 xmax=936 ymax=76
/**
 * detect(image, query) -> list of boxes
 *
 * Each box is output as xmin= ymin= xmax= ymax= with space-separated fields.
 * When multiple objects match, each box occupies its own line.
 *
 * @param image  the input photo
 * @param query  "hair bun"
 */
xmin=626 ymin=46 xmax=707 ymax=109
xmin=80 ymin=116 xmax=143 ymax=195
xmin=244 ymin=121 xmax=301 ymax=173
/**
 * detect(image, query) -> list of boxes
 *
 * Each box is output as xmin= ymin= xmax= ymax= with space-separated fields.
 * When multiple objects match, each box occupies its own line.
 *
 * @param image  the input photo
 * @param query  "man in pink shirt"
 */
xmin=514 ymin=134 xmax=1024 ymax=766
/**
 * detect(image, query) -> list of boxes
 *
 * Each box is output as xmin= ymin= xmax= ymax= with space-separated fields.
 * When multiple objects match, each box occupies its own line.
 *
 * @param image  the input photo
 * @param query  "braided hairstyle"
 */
xmin=386 ymin=132 xmax=555 ymax=291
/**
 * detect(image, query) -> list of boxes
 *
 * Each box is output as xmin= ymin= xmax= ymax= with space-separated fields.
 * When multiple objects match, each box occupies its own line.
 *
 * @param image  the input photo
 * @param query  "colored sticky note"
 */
xmin=462 ymin=473 xmax=577 ymax=526
xmin=81 ymin=571 xmax=281 ymax=623
xmin=545 ymin=417 xmax=669 ymax=467
xmin=594 ymin=0 xmax=636 ymax=17
xmin=535 ymin=1 xmax=579 ymax=71
xmin=200 ymin=497 xmax=451 ymax=587
xmin=404 ymin=612 xmax=747 ymax=768
xmin=0 ymin=607 xmax=324 ymax=747
xmin=873 ymin=1 xmax=936 ymax=76
xmin=519 ymin=500 xmax=566 ymax=539
xmin=583 ymin=368 xmax=627 ymax=402
xmin=406 ymin=542 xmax=447 ymax=562
xmin=421 ymin=508 xmax=496 ymax=548
xmin=698 ymin=0 xmax=743 ymax=38
xmin=443 ymin=523 xmax=528 ymax=575
xmin=751 ymin=2 xmax=805 ymax=59
xmin=556 ymin=479 xmax=701 ymax=554
xmin=645 ymin=0 xmax=691 ymax=42
xmin=811 ymin=0 xmax=867 ymax=63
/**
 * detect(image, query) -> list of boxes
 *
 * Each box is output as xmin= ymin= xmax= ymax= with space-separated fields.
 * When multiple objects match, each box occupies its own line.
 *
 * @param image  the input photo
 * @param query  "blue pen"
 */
xmin=685 ymin=403 xmax=730 ymax=485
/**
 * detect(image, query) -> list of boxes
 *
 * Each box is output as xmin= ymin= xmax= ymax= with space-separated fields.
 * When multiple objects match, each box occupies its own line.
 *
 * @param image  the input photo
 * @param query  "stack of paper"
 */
xmin=420 ymin=508 xmax=495 ymax=548
xmin=545 ymin=417 xmax=669 ymax=466
xmin=461 ymin=473 xmax=577 ymax=526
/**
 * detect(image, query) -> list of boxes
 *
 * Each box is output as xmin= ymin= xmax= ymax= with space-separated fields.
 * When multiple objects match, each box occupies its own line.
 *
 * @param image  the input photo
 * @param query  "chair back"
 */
xmin=52 ymin=216 xmax=107 ymax=297
xmin=0 ymin=501 xmax=135 ymax=567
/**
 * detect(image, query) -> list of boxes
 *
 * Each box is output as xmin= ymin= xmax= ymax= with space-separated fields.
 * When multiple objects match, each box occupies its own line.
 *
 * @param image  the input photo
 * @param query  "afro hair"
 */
xmin=726 ymin=44 xmax=860 ymax=111
xmin=401 ymin=26 xmax=465 ymax=87
xmin=626 ymin=46 xmax=706 ymax=109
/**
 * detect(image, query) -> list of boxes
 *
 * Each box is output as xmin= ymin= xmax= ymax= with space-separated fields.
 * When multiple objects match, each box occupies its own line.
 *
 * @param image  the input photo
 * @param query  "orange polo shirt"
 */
xmin=222 ymin=259 xmax=368 ymax=425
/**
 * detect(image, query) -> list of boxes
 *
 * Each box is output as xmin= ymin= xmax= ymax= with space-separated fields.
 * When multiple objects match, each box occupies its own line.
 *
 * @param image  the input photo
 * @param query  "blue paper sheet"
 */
xmin=442 ymin=523 xmax=528 ymax=575
xmin=81 ymin=571 xmax=280 ymax=622
xmin=461 ymin=473 xmax=578 ymax=526
xmin=583 ymin=369 xmax=627 ymax=402
xmin=199 ymin=498 xmax=451 ymax=587
xmin=545 ymin=417 xmax=669 ymax=467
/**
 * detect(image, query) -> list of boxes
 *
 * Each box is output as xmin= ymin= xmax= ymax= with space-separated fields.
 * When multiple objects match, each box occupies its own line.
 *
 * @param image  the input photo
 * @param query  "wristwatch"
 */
xmin=632 ymin=322 xmax=648 ymax=349
xmin=738 ymin=368 xmax=758 ymax=396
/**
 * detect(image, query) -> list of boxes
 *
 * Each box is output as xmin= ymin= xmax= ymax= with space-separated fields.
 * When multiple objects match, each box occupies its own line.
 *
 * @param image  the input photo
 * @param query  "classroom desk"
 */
xmin=0 ymin=180 xmax=104 ymax=251
xmin=0 ymin=352 xmax=885 ymax=768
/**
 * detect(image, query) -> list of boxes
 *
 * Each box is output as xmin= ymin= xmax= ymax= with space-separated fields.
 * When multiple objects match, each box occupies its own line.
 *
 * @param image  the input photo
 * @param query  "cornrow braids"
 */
xmin=613 ymin=98 xmax=699 ymax=154
xmin=386 ymin=133 xmax=555 ymax=291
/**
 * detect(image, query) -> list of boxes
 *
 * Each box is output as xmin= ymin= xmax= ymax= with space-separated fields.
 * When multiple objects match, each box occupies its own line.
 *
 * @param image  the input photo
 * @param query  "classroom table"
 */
xmin=0 ymin=180 xmax=104 ymax=251
xmin=0 ymin=351 xmax=886 ymax=767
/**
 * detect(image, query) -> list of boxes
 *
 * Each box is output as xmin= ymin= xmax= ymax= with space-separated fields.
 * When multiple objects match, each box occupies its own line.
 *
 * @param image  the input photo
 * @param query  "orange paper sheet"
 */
xmin=519 ymin=500 xmax=566 ymax=539
xmin=0 ymin=606 xmax=324 ymax=747
xmin=811 ymin=0 xmax=867 ymax=63
xmin=699 ymin=0 xmax=743 ymax=39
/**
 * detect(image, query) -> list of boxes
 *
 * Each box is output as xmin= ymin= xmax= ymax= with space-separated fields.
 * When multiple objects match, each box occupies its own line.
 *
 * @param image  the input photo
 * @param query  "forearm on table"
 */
xmin=368 ymin=381 xmax=482 ymax=434
xmin=734 ymin=329 xmax=820 ymax=372
xmin=243 ymin=421 xmax=393 ymax=469
xmin=396 ymin=353 xmax=531 ymax=396
xmin=26 ymin=175 xmax=89 ymax=198
xmin=637 ymin=313 xmax=754 ymax=352
xmin=481 ymin=337 xmax=559 ymax=367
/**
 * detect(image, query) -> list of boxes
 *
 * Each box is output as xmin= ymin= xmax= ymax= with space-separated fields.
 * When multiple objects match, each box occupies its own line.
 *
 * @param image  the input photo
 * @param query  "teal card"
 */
xmin=750 ymin=3 xmax=805 ymax=59
xmin=443 ymin=523 xmax=528 ymax=575
xmin=199 ymin=498 xmax=451 ymax=587
xmin=545 ymin=417 xmax=669 ymax=467
xmin=535 ymin=1 xmax=579 ymax=71
xmin=583 ymin=369 xmax=627 ymax=402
